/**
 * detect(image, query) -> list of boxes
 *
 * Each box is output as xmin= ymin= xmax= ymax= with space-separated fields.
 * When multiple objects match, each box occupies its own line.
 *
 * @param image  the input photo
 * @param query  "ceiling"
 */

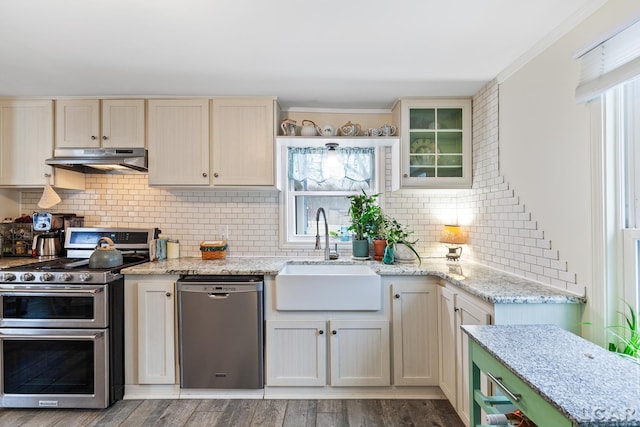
xmin=0 ymin=0 xmax=602 ymax=109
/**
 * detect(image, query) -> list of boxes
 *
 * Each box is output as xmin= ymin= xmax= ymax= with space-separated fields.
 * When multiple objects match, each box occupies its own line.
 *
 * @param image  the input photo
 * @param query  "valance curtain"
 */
xmin=575 ymin=18 xmax=640 ymax=102
xmin=288 ymin=147 xmax=374 ymax=191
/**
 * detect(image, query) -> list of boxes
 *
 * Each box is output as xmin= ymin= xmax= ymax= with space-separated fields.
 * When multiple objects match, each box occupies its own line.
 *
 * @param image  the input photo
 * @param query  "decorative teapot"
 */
xmin=280 ymin=119 xmax=297 ymax=136
xmin=300 ymin=120 xmax=319 ymax=136
xmin=339 ymin=121 xmax=361 ymax=136
xmin=89 ymin=237 xmax=123 ymax=268
xmin=319 ymin=124 xmax=335 ymax=136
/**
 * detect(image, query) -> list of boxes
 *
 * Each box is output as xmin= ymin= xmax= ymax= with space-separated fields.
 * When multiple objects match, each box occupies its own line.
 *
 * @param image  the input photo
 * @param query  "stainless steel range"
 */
xmin=0 ymin=227 xmax=156 ymax=409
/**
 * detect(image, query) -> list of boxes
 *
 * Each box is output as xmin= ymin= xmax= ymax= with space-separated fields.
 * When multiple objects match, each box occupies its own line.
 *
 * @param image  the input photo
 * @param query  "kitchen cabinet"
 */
xmin=0 ymin=100 xmax=84 ymax=189
xmin=211 ymin=97 xmax=276 ymax=186
xmin=147 ymin=99 xmax=210 ymax=186
xmin=391 ymin=280 xmax=439 ymax=386
xmin=136 ymin=279 xmax=176 ymax=385
xmin=55 ymin=99 xmax=145 ymax=148
xmin=392 ymin=98 xmax=472 ymax=188
xmin=265 ymin=319 xmax=390 ymax=387
xmin=438 ymin=285 xmax=493 ymax=425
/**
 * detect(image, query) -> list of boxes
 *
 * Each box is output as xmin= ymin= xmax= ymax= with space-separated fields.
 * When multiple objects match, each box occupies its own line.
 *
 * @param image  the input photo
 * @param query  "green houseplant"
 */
xmin=347 ymin=190 xmax=382 ymax=258
xmin=383 ymin=217 xmax=421 ymax=265
xmin=607 ymin=302 xmax=639 ymax=364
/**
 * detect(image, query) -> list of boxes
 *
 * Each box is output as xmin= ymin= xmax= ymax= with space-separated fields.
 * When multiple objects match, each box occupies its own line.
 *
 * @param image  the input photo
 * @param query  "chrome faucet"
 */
xmin=315 ymin=207 xmax=338 ymax=260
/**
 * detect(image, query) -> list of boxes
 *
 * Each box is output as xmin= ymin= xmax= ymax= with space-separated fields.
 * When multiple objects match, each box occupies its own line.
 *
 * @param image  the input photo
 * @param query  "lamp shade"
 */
xmin=439 ymin=225 xmax=468 ymax=244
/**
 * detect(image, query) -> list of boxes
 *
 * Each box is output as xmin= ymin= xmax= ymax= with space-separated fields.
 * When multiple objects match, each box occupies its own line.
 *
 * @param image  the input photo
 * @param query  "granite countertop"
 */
xmin=462 ymin=324 xmax=640 ymax=426
xmin=121 ymin=256 xmax=585 ymax=305
xmin=0 ymin=257 xmax=43 ymax=269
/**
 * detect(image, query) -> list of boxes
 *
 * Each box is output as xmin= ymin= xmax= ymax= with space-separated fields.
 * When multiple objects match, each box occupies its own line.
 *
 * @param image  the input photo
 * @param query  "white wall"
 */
xmin=499 ymin=1 xmax=640 ymax=301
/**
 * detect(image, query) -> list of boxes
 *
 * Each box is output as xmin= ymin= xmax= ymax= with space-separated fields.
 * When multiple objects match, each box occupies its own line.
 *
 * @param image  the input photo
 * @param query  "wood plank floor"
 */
xmin=0 ymin=399 xmax=464 ymax=427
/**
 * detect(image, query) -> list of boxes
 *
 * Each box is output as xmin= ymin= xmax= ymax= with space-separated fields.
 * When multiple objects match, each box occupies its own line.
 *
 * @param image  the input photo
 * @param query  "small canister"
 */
xmin=167 ymin=239 xmax=180 ymax=259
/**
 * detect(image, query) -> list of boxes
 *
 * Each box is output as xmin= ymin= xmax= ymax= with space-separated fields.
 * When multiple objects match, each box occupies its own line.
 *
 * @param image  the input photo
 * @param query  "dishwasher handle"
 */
xmin=208 ymin=293 xmax=230 ymax=299
xmin=177 ymin=282 xmax=263 ymax=293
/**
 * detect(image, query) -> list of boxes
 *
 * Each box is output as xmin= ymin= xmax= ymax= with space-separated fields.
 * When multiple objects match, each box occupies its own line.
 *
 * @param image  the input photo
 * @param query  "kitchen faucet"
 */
xmin=315 ymin=208 xmax=338 ymax=260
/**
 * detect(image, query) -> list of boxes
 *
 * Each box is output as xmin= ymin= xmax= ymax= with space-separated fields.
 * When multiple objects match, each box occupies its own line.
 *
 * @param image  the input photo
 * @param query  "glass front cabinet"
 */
xmin=392 ymin=98 xmax=472 ymax=188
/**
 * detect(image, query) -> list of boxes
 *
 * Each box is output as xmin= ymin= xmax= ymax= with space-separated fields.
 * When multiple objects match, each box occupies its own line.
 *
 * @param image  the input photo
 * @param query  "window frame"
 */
xmin=277 ymin=137 xmax=399 ymax=249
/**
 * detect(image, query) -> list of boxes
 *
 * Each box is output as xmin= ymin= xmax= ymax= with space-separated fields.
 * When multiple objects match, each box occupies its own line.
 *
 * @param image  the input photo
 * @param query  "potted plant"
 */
xmin=383 ymin=217 xmax=421 ymax=265
xmin=347 ymin=190 xmax=382 ymax=258
xmin=607 ymin=302 xmax=639 ymax=364
xmin=371 ymin=213 xmax=389 ymax=261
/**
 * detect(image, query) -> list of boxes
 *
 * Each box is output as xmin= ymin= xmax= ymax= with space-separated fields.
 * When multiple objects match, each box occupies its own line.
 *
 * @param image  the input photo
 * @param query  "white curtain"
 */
xmin=575 ymin=18 xmax=640 ymax=102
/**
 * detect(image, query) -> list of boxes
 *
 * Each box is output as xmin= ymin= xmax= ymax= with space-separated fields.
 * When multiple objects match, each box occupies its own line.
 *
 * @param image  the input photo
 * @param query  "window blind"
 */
xmin=575 ymin=18 xmax=640 ymax=102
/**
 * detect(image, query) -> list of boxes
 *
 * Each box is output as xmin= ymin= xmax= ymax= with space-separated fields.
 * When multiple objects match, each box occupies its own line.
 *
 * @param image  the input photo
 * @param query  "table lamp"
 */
xmin=439 ymin=225 xmax=468 ymax=261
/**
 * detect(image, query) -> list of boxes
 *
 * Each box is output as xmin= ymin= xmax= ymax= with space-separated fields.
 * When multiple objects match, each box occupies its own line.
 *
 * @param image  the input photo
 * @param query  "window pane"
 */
xmin=294 ymin=196 xmax=350 ymax=237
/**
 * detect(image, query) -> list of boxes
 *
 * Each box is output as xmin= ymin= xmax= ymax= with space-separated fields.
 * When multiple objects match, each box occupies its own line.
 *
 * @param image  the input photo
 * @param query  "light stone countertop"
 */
xmin=462 ymin=324 xmax=640 ymax=426
xmin=0 ymin=257 xmax=45 ymax=269
xmin=121 ymin=256 xmax=585 ymax=305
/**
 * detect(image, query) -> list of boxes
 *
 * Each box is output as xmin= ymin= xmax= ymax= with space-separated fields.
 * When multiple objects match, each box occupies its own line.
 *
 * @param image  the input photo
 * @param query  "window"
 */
xmin=281 ymin=145 xmax=382 ymax=246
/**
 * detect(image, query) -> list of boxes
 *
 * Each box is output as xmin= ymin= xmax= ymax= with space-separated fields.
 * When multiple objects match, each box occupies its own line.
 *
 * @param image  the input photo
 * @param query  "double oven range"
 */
xmin=0 ymin=227 xmax=155 ymax=409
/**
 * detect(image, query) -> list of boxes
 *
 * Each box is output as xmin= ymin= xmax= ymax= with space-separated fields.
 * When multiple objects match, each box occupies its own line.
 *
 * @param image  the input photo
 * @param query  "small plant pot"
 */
xmin=372 ymin=239 xmax=387 ymax=261
xmin=352 ymin=239 xmax=370 ymax=258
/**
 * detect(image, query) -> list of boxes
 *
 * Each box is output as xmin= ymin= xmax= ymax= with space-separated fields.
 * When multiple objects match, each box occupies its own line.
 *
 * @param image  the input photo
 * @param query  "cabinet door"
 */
xmin=392 ymin=282 xmax=439 ymax=386
xmin=455 ymin=292 xmax=492 ymax=425
xmin=438 ymin=286 xmax=457 ymax=404
xmin=265 ymin=320 xmax=326 ymax=386
xmin=396 ymin=98 xmax=471 ymax=189
xmin=55 ymin=99 xmax=100 ymax=148
xmin=137 ymin=280 xmax=176 ymax=384
xmin=0 ymin=100 xmax=54 ymax=186
xmin=148 ymin=99 xmax=210 ymax=186
xmin=329 ymin=319 xmax=390 ymax=387
xmin=211 ymin=98 xmax=274 ymax=186
xmin=101 ymin=99 xmax=145 ymax=148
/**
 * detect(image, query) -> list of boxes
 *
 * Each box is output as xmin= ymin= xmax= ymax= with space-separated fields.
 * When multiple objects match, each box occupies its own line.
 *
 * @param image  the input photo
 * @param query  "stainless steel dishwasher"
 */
xmin=177 ymin=275 xmax=264 ymax=389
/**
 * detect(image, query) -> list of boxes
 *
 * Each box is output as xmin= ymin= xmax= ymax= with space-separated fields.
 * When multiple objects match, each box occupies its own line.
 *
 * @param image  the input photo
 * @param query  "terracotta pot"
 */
xmin=372 ymin=239 xmax=387 ymax=261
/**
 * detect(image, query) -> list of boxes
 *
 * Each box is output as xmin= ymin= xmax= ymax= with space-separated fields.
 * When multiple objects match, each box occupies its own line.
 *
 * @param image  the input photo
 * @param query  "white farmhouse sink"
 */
xmin=275 ymin=263 xmax=381 ymax=311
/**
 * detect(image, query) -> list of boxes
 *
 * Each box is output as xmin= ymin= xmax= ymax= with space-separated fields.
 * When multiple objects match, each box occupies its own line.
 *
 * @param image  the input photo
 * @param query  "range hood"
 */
xmin=46 ymin=148 xmax=148 ymax=174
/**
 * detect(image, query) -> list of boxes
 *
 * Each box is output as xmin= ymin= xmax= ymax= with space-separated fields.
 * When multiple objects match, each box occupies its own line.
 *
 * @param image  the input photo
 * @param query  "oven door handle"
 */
xmin=0 ymin=332 xmax=104 ymax=340
xmin=0 ymin=288 xmax=103 ymax=296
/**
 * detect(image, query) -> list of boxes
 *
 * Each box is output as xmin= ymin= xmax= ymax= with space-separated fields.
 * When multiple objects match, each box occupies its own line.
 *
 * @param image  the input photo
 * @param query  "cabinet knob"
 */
xmin=91 ymin=135 xmax=97 ymax=140
xmin=202 ymin=172 xmax=208 ymax=178
xmin=102 ymin=135 xmax=108 ymax=140
xmin=166 ymin=292 xmax=171 ymax=298
xmin=44 ymin=173 xmax=51 ymax=178
xmin=394 ymin=294 xmax=400 ymax=299
xmin=331 ymin=330 xmax=337 ymax=335
xmin=403 ymin=173 xmax=409 ymax=178
xmin=318 ymin=330 xmax=324 ymax=335
xmin=214 ymin=173 xmax=219 ymax=178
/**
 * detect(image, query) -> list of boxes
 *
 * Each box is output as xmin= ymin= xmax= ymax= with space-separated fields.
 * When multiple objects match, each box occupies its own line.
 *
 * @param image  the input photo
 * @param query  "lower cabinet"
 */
xmin=266 ymin=319 xmax=390 ymax=387
xmin=391 ymin=281 xmax=439 ymax=386
xmin=125 ymin=276 xmax=177 ymax=386
xmin=438 ymin=285 xmax=494 ymax=425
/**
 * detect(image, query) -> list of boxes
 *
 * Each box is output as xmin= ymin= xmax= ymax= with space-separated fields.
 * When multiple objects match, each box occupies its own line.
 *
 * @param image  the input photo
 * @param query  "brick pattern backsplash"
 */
xmin=19 ymin=80 xmax=581 ymax=294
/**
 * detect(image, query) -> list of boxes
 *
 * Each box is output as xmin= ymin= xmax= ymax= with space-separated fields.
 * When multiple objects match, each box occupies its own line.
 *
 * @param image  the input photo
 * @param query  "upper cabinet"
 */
xmin=211 ymin=97 xmax=276 ymax=187
xmin=147 ymin=99 xmax=210 ymax=187
xmin=392 ymin=98 xmax=472 ymax=189
xmin=0 ymin=100 xmax=84 ymax=189
xmin=55 ymin=99 xmax=145 ymax=148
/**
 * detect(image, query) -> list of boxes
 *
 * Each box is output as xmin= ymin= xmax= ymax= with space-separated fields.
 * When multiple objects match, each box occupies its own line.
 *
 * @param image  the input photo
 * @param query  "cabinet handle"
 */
xmin=486 ymin=372 xmax=521 ymax=402
xmin=165 ymin=292 xmax=171 ymax=298
xmin=394 ymin=294 xmax=400 ymax=299
xmin=214 ymin=173 xmax=219 ymax=178
xmin=91 ymin=135 xmax=97 ymax=140
xmin=331 ymin=330 xmax=337 ymax=335
xmin=202 ymin=172 xmax=208 ymax=178
xmin=102 ymin=136 xmax=108 ymax=140
xmin=454 ymin=307 xmax=459 ymax=312
xmin=318 ymin=330 xmax=324 ymax=335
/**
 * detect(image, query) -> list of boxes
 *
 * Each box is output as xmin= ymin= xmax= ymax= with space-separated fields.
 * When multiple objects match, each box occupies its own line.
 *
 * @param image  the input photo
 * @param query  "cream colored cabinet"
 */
xmin=392 ymin=98 xmax=472 ymax=189
xmin=266 ymin=319 xmax=389 ymax=387
xmin=391 ymin=281 xmax=439 ymax=386
xmin=266 ymin=320 xmax=326 ymax=386
xmin=211 ymin=97 xmax=276 ymax=187
xmin=136 ymin=279 xmax=176 ymax=385
xmin=0 ymin=100 xmax=84 ymax=189
xmin=438 ymin=285 xmax=492 ymax=425
xmin=147 ymin=99 xmax=210 ymax=186
xmin=55 ymin=99 xmax=145 ymax=148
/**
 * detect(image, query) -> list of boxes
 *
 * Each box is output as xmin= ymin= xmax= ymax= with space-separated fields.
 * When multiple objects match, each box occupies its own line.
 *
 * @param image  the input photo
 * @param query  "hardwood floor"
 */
xmin=0 ymin=399 xmax=464 ymax=427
